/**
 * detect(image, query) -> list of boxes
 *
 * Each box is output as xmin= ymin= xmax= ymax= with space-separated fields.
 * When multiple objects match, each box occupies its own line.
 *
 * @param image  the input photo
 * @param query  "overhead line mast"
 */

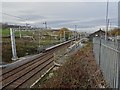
xmin=105 ymin=0 xmax=109 ymax=40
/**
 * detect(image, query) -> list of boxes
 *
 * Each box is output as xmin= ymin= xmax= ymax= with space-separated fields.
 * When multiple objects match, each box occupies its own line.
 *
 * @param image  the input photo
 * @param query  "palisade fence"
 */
xmin=93 ymin=37 xmax=120 ymax=89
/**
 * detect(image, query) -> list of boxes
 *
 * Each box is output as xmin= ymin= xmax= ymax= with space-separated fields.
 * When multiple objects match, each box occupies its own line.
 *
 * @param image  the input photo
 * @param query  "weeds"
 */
xmin=40 ymin=42 xmax=105 ymax=88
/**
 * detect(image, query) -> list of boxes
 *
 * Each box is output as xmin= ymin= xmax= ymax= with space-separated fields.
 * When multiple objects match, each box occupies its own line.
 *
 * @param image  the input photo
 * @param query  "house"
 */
xmin=88 ymin=28 xmax=105 ymax=41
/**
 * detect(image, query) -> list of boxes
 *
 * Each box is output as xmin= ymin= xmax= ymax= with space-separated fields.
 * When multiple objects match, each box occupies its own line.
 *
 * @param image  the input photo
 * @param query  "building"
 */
xmin=88 ymin=28 xmax=105 ymax=41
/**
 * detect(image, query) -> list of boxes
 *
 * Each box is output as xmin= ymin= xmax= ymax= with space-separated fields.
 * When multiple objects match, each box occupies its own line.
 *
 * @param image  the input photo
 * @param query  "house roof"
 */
xmin=89 ymin=29 xmax=105 ymax=36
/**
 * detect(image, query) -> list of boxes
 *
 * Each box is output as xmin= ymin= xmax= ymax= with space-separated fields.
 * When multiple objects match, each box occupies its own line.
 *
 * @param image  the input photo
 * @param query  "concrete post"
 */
xmin=64 ymin=31 xmax=66 ymax=41
xmin=19 ymin=26 xmax=21 ymax=38
xmin=60 ymin=34 xmax=62 ymax=42
xmin=10 ymin=28 xmax=18 ymax=60
xmin=39 ymin=29 xmax=41 ymax=47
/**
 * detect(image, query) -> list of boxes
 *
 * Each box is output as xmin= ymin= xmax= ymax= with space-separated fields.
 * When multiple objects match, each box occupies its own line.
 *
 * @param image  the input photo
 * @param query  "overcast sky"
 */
xmin=1 ymin=2 xmax=118 ymax=32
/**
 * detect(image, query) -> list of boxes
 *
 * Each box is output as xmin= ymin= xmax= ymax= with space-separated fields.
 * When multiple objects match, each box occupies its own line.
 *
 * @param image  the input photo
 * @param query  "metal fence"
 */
xmin=93 ymin=37 xmax=120 ymax=88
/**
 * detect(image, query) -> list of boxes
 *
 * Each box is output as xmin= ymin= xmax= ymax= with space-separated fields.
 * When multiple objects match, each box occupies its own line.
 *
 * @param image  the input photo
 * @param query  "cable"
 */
xmin=0 ymin=12 xmax=38 ymax=28
xmin=0 ymin=12 xmax=28 ymax=21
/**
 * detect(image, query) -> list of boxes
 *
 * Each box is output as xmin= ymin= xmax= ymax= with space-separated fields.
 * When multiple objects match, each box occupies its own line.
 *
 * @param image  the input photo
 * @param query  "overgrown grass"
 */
xmin=2 ymin=37 xmax=60 ymax=63
xmin=1 ymin=28 xmax=36 ymax=37
xmin=40 ymin=42 xmax=105 ymax=88
xmin=14 ymin=30 xmax=33 ymax=37
xmin=1 ymin=28 xmax=61 ymax=63
xmin=1 ymin=28 xmax=10 ymax=36
xmin=2 ymin=38 xmax=38 ymax=63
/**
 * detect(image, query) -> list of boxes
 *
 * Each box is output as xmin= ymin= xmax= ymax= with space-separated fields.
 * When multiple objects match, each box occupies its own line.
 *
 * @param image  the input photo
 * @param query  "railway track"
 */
xmin=1 ymin=40 xmax=73 ymax=89
xmin=2 ymin=53 xmax=54 ymax=89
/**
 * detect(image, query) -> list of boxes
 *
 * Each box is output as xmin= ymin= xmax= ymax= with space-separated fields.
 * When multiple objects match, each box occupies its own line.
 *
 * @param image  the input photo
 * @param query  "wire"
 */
xmin=0 ymin=12 xmax=38 ymax=28
xmin=0 ymin=12 xmax=28 ymax=21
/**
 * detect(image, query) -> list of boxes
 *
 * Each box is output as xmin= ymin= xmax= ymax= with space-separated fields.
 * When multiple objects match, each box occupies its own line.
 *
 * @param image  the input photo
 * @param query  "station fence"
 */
xmin=93 ymin=37 xmax=120 ymax=89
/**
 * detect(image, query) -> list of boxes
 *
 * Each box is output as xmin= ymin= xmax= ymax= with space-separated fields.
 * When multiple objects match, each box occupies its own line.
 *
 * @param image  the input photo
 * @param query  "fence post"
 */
xmin=98 ymin=37 xmax=102 ymax=66
xmin=10 ymin=28 xmax=18 ymax=60
xmin=118 ymin=41 xmax=120 ymax=89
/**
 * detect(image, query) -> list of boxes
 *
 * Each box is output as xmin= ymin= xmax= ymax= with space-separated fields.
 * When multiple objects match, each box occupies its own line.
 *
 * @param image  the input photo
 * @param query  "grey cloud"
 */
xmin=19 ymin=14 xmax=47 ymax=20
xmin=2 ymin=2 xmax=118 ymax=32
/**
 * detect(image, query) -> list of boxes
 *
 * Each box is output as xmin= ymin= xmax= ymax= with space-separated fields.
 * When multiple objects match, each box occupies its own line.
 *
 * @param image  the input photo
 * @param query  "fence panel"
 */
xmin=93 ymin=37 xmax=120 ymax=88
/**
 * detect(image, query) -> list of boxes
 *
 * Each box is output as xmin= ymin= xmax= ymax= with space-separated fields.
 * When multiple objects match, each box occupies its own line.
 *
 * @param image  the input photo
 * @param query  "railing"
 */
xmin=93 ymin=37 xmax=120 ymax=89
